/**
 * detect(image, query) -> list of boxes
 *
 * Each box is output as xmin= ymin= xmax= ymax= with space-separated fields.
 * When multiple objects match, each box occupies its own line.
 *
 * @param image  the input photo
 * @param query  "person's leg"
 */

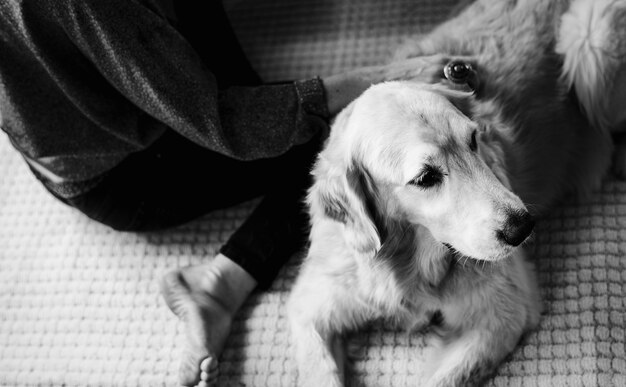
xmin=66 ymin=128 xmax=318 ymax=231
xmin=161 ymin=183 xmax=312 ymax=386
xmin=65 ymin=3 xmax=311 ymax=385
xmin=66 ymin=129 xmax=321 ymax=386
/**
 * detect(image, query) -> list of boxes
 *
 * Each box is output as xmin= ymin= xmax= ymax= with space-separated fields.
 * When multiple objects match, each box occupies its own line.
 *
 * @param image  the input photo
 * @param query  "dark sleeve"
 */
xmin=49 ymin=0 xmax=329 ymax=160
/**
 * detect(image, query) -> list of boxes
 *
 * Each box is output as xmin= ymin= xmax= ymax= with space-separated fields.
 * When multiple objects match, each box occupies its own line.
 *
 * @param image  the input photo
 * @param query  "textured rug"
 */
xmin=0 ymin=0 xmax=624 ymax=386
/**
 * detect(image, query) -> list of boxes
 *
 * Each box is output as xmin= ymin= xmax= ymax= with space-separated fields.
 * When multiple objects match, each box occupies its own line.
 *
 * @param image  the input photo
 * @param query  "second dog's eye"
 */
xmin=409 ymin=165 xmax=444 ymax=189
xmin=444 ymin=61 xmax=472 ymax=83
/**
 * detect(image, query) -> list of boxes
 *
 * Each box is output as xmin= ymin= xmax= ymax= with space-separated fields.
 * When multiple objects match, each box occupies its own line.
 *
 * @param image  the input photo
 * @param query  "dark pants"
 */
xmin=62 ymin=1 xmax=322 ymax=288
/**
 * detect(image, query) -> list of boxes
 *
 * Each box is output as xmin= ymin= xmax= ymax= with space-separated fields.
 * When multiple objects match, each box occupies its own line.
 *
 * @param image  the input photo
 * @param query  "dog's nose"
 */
xmin=497 ymin=209 xmax=534 ymax=247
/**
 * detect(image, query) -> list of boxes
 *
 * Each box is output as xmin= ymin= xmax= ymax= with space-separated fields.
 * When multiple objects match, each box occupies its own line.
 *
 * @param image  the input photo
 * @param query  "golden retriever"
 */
xmin=289 ymin=82 xmax=541 ymax=387
xmin=288 ymin=0 xmax=626 ymax=386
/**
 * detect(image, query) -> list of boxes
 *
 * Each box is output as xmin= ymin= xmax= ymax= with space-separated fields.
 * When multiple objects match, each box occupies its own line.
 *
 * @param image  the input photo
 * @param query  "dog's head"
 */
xmin=309 ymin=81 xmax=534 ymax=261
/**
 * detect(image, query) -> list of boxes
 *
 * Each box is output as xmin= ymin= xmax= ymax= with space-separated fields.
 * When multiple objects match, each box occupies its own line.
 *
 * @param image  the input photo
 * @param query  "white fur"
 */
xmin=289 ymin=0 xmax=625 ymax=385
xmin=557 ymin=0 xmax=626 ymax=131
xmin=288 ymin=82 xmax=541 ymax=387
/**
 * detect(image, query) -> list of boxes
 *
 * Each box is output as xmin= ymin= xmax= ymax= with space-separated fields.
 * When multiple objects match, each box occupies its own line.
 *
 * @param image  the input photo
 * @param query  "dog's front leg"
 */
xmin=423 ymin=327 xmax=521 ymax=387
xmin=288 ymin=269 xmax=358 ymax=387
xmin=290 ymin=317 xmax=346 ymax=387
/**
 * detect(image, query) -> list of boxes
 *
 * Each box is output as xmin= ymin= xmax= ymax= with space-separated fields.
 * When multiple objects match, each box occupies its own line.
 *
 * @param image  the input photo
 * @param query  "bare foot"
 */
xmin=161 ymin=255 xmax=257 ymax=386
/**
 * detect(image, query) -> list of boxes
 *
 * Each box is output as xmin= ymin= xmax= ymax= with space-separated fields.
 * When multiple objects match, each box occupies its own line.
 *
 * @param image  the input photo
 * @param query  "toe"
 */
xmin=200 ymin=357 xmax=218 ymax=372
xmin=199 ymin=357 xmax=219 ymax=385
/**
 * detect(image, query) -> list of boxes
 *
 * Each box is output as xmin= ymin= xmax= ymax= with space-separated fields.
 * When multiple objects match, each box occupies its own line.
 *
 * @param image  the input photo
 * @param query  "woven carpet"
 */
xmin=0 ymin=0 xmax=624 ymax=386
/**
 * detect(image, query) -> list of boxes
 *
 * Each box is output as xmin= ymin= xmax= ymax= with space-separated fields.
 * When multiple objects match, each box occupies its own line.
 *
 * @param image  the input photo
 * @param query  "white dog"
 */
xmin=288 ymin=0 xmax=626 ymax=386
xmin=288 ymin=82 xmax=541 ymax=387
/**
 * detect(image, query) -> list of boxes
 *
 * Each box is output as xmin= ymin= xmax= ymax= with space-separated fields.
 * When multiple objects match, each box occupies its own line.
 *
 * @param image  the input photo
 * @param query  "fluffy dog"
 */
xmin=289 ymin=82 xmax=541 ymax=387
xmin=288 ymin=0 xmax=626 ymax=386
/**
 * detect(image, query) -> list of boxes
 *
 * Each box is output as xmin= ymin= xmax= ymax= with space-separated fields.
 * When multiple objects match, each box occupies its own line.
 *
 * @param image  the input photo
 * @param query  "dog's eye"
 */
xmin=444 ymin=61 xmax=472 ymax=83
xmin=409 ymin=165 xmax=444 ymax=189
xmin=470 ymin=130 xmax=478 ymax=151
xmin=443 ymin=60 xmax=479 ymax=91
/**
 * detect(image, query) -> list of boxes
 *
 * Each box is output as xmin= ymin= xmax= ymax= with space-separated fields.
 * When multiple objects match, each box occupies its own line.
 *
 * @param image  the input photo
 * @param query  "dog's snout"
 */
xmin=497 ymin=209 xmax=534 ymax=247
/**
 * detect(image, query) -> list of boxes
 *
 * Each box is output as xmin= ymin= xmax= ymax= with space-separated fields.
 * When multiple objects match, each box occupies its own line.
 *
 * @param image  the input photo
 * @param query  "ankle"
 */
xmin=191 ymin=254 xmax=257 ymax=314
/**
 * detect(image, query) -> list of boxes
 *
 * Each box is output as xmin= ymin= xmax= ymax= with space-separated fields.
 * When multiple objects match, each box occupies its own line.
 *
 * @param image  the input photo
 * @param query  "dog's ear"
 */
xmin=309 ymin=158 xmax=385 ymax=254
xmin=427 ymin=83 xmax=476 ymax=118
xmin=308 ymin=103 xmax=386 ymax=254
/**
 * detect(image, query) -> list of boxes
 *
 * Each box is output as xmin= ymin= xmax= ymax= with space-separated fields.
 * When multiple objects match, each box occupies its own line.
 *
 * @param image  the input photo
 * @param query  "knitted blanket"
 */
xmin=0 ymin=0 xmax=624 ymax=386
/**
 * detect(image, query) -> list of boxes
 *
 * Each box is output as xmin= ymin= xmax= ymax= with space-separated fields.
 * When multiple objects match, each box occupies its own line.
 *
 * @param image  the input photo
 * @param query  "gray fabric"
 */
xmin=0 ymin=0 xmax=328 ymax=184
